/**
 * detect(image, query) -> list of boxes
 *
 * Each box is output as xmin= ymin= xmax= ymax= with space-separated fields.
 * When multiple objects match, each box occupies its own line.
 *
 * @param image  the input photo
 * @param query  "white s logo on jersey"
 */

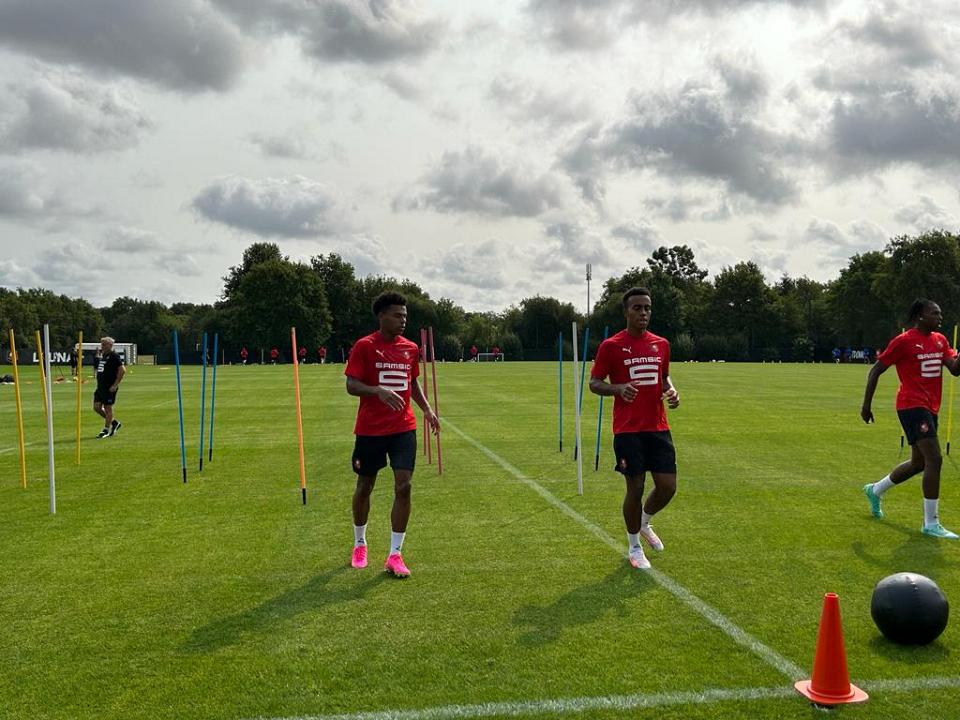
xmin=920 ymin=359 xmax=941 ymax=378
xmin=628 ymin=364 xmax=659 ymax=386
xmin=379 ymin=369 xmax=409 ymax=391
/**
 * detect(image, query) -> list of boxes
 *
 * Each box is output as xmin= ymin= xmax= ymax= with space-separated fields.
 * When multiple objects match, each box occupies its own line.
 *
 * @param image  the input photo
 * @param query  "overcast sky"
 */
xmin=1 ymin=0 xmax=958 ymax=313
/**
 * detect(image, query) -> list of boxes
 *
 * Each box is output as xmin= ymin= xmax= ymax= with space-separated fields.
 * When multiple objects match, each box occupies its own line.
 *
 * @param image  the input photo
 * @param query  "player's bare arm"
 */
xmin=945 ymin=355 xmax=960 ymax=377
xmin=111 ymin=364 xmax=126 ymax=392
xmin=861 ymin=361 xmax=889 ymax=423
xmin=410 ymin=380 xmax=440 ymax=434
xmin=589 ymin=376 xmax=638 ymax=402
xmin=661 ymin=376 xmax=679 ymax=408
xmin=346 ymin=376 xmax=404 ymax=411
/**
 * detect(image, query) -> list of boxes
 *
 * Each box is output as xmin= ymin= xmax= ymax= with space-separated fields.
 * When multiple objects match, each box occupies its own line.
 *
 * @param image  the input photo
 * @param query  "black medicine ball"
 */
xmin=871 ymin=572 xmax=949 ymax=645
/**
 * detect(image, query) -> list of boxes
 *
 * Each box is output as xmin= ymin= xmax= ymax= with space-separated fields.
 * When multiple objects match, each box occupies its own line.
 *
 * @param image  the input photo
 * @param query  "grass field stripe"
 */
xmin=247 ymin=676 xmax=960 ymax=720
xmin=445 ymin=419 xmax=806 ymax=681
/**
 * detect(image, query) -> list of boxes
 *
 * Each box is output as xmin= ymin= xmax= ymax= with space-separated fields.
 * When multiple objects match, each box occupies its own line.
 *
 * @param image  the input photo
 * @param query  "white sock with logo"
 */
xmin=640 ymin=510 xmax=654 ymax=529
xmin=390 ymin=531 xmax=405 ymax=555
xmin=924 ymin=499 xmax=939 ymax=527
xmin=353 ymin=524 xmax=367 ymax=547
xmin=872 ymin=475 xmax=895 ymax=496
xmin=627 ymin=531 xmax=641 ymax=551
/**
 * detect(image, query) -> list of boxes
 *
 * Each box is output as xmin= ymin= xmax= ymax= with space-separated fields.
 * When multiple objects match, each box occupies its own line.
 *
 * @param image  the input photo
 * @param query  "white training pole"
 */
xmin=571 ymin=321 xmax=584 ymax=496
xmin=43 ymin=324 xmax=56 ymax=514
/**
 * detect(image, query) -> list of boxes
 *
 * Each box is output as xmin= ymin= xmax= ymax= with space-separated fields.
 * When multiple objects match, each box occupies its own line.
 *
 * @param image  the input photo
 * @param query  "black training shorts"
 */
xmin=613 ymin=431 xmax=677 ymax=475
xmin=352 ymin=430 xmax=417 ymax=476
xmin=94 ymin=387 xmax=118 ymax=405
xmin=897 ymin=408 xmax=938 ymax=445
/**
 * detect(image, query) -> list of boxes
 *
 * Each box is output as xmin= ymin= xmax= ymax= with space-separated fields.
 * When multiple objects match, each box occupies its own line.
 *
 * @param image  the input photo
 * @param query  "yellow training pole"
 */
xmin=76 ymin=331 xmax=83 ymax=464
xmin=291 ymin=327 xmax=307 ymax=505
xmin=35 ymin=330 xmax=48 ymax=422
xmin=947 ymin=324 xmax=958 ymax=456
xmin=9 ymin=329 xmax=27 ymax=488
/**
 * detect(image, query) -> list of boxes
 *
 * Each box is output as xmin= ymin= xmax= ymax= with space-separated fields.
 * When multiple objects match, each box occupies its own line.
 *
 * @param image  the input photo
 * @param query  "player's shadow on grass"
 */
xmin=182 ymin=565 xmax=386 ymax=653
xmin=851 ymin=524 xmax=954 ymax=577
xmin=512 ymin=564 xmax=654 ymax=647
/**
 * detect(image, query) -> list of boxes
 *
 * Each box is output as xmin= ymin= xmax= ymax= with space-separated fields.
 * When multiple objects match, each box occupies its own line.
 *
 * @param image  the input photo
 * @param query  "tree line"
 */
xmin=2 ymin=231 xmax=959 ymax=363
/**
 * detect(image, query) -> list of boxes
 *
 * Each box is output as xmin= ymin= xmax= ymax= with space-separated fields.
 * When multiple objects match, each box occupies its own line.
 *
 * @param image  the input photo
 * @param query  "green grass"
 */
xmin=1 ymin=361 xmax=959 ymax=719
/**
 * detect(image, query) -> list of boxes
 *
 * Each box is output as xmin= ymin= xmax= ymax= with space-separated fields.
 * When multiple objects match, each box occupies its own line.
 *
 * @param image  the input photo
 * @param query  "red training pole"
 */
xmin=420 ymin=328 xmax=432 ymax=464
xmin=291 ymin=327 xmax=308 ymax=505
xmin=428 ymin=326 xmax=443 ymax=474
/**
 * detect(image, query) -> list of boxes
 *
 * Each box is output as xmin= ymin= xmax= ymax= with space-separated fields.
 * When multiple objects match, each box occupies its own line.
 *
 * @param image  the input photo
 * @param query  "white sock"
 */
xmin=640 ymin=510 xmax=654 ymax=529
xmin=390 ymin=531 xmax=405 ymax=555
xmin=872 ymin=475 xmax=895 ymax=497
xmin=627 ymin=531 xmax=641 ymax=551
xmin=924 ymin=499 xmax=939 ymax=527
xmin=353 ymin=524 xmax=367 ymax=547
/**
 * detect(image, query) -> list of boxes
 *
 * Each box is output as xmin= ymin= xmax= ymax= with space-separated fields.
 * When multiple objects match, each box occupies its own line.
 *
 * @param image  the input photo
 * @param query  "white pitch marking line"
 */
xmin=0 ymin=439 xmax=42 ymax=455
xmin=246 ymin=676 xmax=960 ymax=720
xmin=444 ymin=419 xmax=806 ymax=681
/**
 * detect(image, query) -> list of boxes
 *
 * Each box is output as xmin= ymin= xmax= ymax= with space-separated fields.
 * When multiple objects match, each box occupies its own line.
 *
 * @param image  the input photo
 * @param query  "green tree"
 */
xmin=311 ymin=253 xmax=363 ymax=353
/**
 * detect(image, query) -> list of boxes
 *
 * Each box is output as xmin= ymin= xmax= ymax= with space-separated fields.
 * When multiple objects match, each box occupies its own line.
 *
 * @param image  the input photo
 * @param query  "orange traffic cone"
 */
xmin=795 ymin=593 xmax=869 ymax=706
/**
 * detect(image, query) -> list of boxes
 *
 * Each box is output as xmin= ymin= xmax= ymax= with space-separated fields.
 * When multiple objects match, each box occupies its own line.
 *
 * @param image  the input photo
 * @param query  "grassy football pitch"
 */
xmin=1 ymin=361 xmax=959 ymax=720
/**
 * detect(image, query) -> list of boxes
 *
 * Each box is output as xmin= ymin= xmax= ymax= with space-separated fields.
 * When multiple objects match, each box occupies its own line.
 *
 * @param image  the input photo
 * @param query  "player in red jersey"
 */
xmin=861 ymin=299 xmax=960 ymax=538
xmin=345 ymin=291 xmax=441 ymax=577
xmin=589 ymin=287 xmax=680 ymax=570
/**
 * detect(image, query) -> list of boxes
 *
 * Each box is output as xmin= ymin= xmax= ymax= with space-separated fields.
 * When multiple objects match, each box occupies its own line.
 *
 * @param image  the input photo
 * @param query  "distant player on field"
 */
xmin=589 ymin=287 xmax=681 ymax=570
xmin=93 ymin=337 xmax=125 ymax=438
xmin=861 ymin=299 xmax=960 ymax=538
xmin=345 ymin=291 xmax=440 ymax=578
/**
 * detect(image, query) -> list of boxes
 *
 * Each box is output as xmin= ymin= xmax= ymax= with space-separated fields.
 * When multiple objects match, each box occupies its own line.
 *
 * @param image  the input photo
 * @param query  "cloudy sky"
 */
xmin=1 ymin=0 xmax=959 ymax=312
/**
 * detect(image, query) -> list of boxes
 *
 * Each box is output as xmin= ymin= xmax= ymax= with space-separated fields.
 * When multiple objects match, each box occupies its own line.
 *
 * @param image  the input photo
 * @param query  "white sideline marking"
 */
xmin=0 ymin=440 xmax=41 ymax=455
xmin=247 ymin=676 xmax=960 ymax=720
xmin=444 ymin=419 xmax=806 ymax=681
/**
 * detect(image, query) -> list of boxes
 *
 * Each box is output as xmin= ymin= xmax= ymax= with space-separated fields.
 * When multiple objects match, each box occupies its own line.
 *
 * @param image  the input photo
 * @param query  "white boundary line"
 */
xmin=248 ymin=677 xmax=960 ymax=720
xmin=445 ymin=420 xmax=806 ymax=681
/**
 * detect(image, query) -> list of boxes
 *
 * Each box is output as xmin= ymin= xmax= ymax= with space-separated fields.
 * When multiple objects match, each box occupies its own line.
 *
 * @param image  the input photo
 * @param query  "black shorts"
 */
xmin=613 ymin=431 xmax=677 ymax=475
xmin=352 ymin=430 xmax=417 ymax=476
xmin=94 ymin=388 xmax=117 ymax=405
xmin=897 ymin=408 xmax=938 ymax=445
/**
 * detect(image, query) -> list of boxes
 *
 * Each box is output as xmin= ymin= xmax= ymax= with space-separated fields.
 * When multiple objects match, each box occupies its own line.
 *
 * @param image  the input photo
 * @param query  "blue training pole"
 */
xmin=173 ymin=330 xmax=187 ymax=483
xmin=199 ymin=331 xmax=208 ymax=471
xmin=558 ymin=332 xmax=563 ymax=453
xmin=594 ymin=326 xmax=609 ymax=471
xmin=574 ymin=326 xmax=590 ymax=460
xmin=208 ymin=333 xmax=218 ymax=463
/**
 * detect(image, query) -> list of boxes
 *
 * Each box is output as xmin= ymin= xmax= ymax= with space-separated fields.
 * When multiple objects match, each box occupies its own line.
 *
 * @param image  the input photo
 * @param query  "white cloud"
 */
xmin=894 ymin=195 xmax=958 ymax=233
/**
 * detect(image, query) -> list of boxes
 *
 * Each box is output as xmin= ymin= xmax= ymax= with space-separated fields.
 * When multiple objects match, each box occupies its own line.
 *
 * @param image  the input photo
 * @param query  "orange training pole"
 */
xmin=291 ymin=327 xmax=307 ymax=505
xmin=420 ymin=328 xmax=432 ymax=465
xmin=428 ymin=327 xmax=442 ymax=474
xmin=9 ymin=329 xmax=27 ymax=488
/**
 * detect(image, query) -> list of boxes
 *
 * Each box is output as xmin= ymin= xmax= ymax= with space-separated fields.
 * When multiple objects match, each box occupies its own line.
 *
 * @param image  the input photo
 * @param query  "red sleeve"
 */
xmin=943 ymin=333 xmax=958 ymax=360
xmin=591 ymin=340 xmax=611 ymax=380
xmin=411 ymin=345 xmax=420 ymax=379
xmin=344 ymin=341 xmax=367 ymax=380
xmin=877 ymin=335 xmax=903 ymax=366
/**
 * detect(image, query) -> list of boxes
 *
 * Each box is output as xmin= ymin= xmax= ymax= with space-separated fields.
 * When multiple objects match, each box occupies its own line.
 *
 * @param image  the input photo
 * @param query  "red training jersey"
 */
xmin=877 ymin=328 xmax=957 ymax=414
xmin=591 ymin=329 xmax=671 ymax=434
xmin=345 ymin=332 xmax=420 ymax=436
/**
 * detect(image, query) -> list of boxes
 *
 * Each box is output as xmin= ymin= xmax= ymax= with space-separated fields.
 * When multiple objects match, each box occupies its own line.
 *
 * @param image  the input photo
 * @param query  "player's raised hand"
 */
xmin=662 ymin=387 xmax=680 ymax=408
xmin=376 ymin=386 xmax=405 ymax=411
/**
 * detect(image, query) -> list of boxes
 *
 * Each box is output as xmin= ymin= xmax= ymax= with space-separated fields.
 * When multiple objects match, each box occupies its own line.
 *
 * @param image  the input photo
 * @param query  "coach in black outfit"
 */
xmin=94 ymin=336 xmax=126 ymax=438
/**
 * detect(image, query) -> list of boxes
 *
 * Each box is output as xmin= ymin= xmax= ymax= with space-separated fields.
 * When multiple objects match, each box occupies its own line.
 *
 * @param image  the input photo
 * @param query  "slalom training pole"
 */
xmin=594 ymin=326 xmax=609 ymax=471
xmin=428 ymin=326 xmax=443 ymax=475
xmin=571 ymin=321 xmax=583 ymax=495
xmin=291 ymin=327 xmax=307 ymax=505
xmin=558 ymin=332 xmax=563 ymax=453
xmin=420 ymin=328 xmax=430 ymax=459
xmin=208 ymin=333 xmax=218 ymax=463
xmin=43 ymin=324 xmax=56 ymax=514
xmin=198 ymin=332 xmax=208 ymax=471
xmin=9 ymin=329 xmax=27 ymax=488
xmin=947 ymin=324 xmax=958 ymax=456
xmin=173 ymin=330 xmax=187 ymax=483
xmin=574 ymin=326 xmax=590 ymax=460
xmin=75 ymin=331 xmax=83 ymax=465
xmin=34 ymin=330 xmax=48 ymax=422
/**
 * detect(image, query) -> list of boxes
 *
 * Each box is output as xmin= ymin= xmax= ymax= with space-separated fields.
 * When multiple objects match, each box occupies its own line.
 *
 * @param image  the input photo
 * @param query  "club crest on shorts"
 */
xmin=920 ymin=421 xmax=930 ymax=434
xmin=353 ymin=458 xmax=362 ymax=470
xmin=619 ymin=458 xmax=628 ymax=470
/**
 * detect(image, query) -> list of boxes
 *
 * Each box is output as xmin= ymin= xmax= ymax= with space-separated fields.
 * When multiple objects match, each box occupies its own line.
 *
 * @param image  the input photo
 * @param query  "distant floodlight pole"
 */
xmin=8 ymin=328 xmax=27 ymax=488
xmin=574 ymin=325 xmax=590 ymax=461
xmin=558 ymin=331 xmax=563 ymax=453
xmin=43 ymin=324 xmax=56 ymax=513
xmin=571 ymin=321 xmax=583 ymax=495
xmin=291 ymin=327 xmax=307 ymax=505
xmin=198 ymin=332 xmax=208 ymax=472
xmin=208 ymin=333 xmax=219 ymax=463
xmin=594 ymin=326 xmax=609 ymax=471
xmin=173 ymin=330 xmax=187 ymax=483
xmin=586 ymin=263 xmax=592 ymax=316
